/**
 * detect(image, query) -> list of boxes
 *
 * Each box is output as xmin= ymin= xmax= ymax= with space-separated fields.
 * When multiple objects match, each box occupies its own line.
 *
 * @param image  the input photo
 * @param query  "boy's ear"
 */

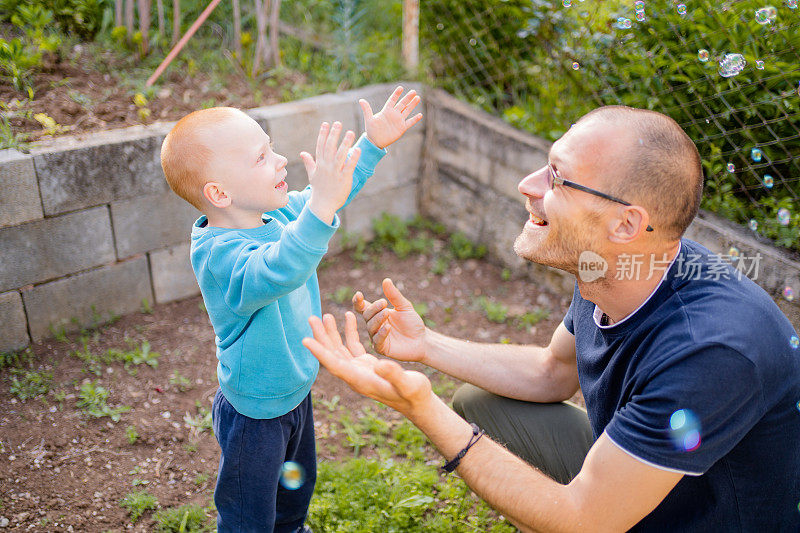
xmin=203 ymin=182 xmax=231 ymax=208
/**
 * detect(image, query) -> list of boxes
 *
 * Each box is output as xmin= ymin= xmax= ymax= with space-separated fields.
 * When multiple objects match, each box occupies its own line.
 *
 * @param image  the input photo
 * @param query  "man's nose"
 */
xmin=518 ymin=166 xmax=549 ymax=198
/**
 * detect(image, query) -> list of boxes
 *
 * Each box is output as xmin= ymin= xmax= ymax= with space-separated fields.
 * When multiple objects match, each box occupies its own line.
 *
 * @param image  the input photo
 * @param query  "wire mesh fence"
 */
xmin=419 ymin=0 xmax=800 ymax=253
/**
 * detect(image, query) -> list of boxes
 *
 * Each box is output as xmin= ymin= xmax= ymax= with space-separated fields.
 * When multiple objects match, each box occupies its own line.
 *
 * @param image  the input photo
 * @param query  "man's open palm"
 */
xmin=352 ymin=278 xmax=428 ymax=363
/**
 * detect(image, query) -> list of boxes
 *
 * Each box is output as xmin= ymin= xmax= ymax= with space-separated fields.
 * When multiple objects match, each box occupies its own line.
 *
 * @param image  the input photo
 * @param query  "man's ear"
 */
xmin=608 ymin=205 xmax=650 ymax=243
xmin=203 ymin=182 xmax=231 ymax=208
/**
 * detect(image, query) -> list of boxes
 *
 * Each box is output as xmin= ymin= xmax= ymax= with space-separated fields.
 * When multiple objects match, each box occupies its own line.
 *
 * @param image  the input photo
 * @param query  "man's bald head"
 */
xmin=574 ymin=106 xmax=703 ymax=240
xmin=160 ymin=107 xmax=250 ymax=209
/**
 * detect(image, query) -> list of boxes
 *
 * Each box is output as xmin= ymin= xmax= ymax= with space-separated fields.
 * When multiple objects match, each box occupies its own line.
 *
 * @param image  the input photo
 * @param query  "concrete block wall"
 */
xmin=0 ymin=83 xmax=423 ymax=352
xmin=419 ymin=88 xmax=800 ymax=327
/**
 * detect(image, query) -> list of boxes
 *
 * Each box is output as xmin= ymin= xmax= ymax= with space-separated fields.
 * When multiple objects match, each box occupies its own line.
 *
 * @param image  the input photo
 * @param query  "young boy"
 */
xmin=160 ymin=86 xmax=422 ymax=532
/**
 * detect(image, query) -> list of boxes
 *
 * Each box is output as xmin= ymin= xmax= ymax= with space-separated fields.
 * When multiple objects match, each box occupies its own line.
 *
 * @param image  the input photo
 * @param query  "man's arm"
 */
xmin=302 ymin=314 xmax=683 ymax=533
xmin=355 ymin=278 xmax=579 ymax=402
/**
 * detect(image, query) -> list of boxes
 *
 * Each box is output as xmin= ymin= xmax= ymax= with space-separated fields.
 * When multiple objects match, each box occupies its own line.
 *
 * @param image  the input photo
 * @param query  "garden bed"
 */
xmin=0 ymin=225 xmax=575 ymax=532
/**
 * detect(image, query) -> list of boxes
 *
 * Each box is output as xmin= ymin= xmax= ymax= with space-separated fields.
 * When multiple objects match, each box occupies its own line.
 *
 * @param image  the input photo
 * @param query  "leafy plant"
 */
xmin=9 ymin=369 xmax=52 ymax=400
xmin=184 ymin=401 xmax=213 ymax=435
xmin=475 ymin=296 xmax=509 ymax=324
xmin=153 ymin=504 xmax=213 ymax=533
xmin=331 ymin=286 xmax=355 ymax=305
xmin=125 ymin=425 xmax=140 ymax=445
xmin=106 ymin=339 xmax=160 ymax=373
xmin=449 ymin=232 xmax=487 ymax=260
xmin=120 ymin=490 xmax=158 ymax=523
xmin=516 ymin=308 xmax=550 ymax=330
xmin=169 ymin=370 xmax=192 ymax=392
xmin=77 ymin=380 xmax=130 ymax=421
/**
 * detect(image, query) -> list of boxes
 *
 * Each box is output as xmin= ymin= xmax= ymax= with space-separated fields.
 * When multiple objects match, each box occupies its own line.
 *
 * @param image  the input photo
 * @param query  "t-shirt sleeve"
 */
xmin=563 ymin=282 xmax=580 ymax=335
xmin=605 ymin=343 xmax=764 ymax=475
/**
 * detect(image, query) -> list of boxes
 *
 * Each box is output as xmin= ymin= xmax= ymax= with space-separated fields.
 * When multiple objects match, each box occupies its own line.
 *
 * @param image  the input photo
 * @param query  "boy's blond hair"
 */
xmin=160 ymin=107 xmax=246 ymax=210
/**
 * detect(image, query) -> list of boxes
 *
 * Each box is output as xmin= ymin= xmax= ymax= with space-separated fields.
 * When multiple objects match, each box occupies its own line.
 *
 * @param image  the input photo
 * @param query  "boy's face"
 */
xmin=206 ymin=113 xmax=289 ymax=214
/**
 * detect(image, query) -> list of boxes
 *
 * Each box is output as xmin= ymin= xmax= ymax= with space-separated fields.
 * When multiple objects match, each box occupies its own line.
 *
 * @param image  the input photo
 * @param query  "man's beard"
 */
xmin=513 ymin=217 xmax=595 ymax=277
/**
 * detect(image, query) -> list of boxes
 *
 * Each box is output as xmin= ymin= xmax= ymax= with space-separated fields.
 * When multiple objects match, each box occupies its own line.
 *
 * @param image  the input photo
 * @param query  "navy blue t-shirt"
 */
xmin=564 ymin=238 xmax=800 ymax=531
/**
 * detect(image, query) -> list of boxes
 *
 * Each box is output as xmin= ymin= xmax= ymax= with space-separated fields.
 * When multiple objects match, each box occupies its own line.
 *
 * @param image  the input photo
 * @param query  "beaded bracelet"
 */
xmin=441 ymin=423 xmax=485 ymax=473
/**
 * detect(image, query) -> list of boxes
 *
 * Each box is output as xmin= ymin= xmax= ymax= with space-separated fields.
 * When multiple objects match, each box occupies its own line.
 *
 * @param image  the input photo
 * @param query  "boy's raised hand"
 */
xmin=359 ymin=86 xmax=423 ymax=149
xmin=301 ymin=121 xmax=361 ymax=225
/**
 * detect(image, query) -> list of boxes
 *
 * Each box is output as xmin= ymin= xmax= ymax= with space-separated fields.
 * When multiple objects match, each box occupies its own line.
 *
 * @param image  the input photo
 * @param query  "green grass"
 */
xmin=125 ymin=425 xmax=139 ymax=445
xmin=120 ymin=490 xmax=158 ymax=523
xmin=475 ymin=297 xmax=510 ymax=324
xmin=8 ymin=368 xmax=51 ymax=400
xmin=169 ymin=370 xmax=192 ymax=392
xmin=153 ymin=504 xmax=214 ymax=532
xmin=76 ymin=380 xmax=130 ymax=422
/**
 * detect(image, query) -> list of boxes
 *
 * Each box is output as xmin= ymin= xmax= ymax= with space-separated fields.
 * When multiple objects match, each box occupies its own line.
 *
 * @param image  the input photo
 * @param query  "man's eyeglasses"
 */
xmin=547 ymin=163 xmax=654 ymax=232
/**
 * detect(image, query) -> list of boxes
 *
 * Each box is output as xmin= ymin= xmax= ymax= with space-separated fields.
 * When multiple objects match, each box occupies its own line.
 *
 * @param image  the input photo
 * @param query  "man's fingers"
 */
xmin=366 ymin=309 xmax=387 ymax=337
xmin=361 ymin=298 xmax=388 ymax=322
xmin=373 ymin=322 xmax=389 ymax=352
xmin=382 ymin=278 xmax=415 ymax=312
xmin=322 ymin=313 xmax=344 ymax=348
xmin=374 ymin=359 xmax=407 ymax=389
xmin=385 ymin=86 xmax=404 ymax=109
xmin=315 ymin=122 xmax=329 ymax=162
xmin=352 ymin=291 xmax=370 ymax=313
xmin=359 ymin=99 xmax=374 ymax=121
xmin=344 ymin=311 xmax=364 ymax=354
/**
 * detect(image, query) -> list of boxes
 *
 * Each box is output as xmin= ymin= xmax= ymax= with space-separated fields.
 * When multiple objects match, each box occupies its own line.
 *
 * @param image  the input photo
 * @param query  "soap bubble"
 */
xmin=718 ymin=53 xmax=747 ymax=78
xmin=790 ymin=336 xmax=799 ymax=349
xmin=635 ymin=0 xmax=645 ymax=8
xmin=784 ymin=286 xmax=795 ymax=301
xmin=727 ymin=162 xmax=735 ymax=173
xmin=614 ymin=17 xmax=633 ymax=29
xmin=751 ymin=148 xmax=763 ymax=162
xmin=748 ymin=219 xmax=758 ymax=231
xmin=764 ymin=174 xmax=774 ymax=188
xmin=572 ymin=61 xmax=580 ymax=70
xmin=677 ymin=3 xmax=687 ymax=14
xmin=755 ymin=7 xmax=776 ymax=23
xmin=280 ymin=461 xmax=306 ymax=490
xmin=728 ymin=247 xmax=740 ymax=260
xmin=778 ymin=208 xmax=791 ymax=226
xmin=669 ymin=409 xmax=701 ymax=452
xmin=636 ymin=10 xmax=646 ymax=21
xmin=698 ymin=49 xmax=710 ymax=62
xmin=563 ymin=0 xmax=572 ymax=6
xmin=756 ymin=60 xmax=765 ymax=70
xmin=469 ymin=38 xmax=477 ymax=46
xmin=788 ymin=0 xmax=797 ymax=9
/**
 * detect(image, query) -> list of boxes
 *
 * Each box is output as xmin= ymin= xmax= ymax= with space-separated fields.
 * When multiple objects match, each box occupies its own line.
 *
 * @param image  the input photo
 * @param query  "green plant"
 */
xmin=413 ymin=302 xmax=436 ymax=327
xmin=516 ymin=308 xmax=550 ymax=330
xmin=125 ymin=425 xmax=139 ymax=445
xmin=431 ymin=255 xmax=450 ymax=275
xmin=475 ymin=296 xmax=509 ymax=324
xmin=140 ymin=298 xmax=153 ymax=314
xmin=184 ymin=402 xmax=213 ymax=434
xmin=9 ymin=369 xmax=52 ymax=400
xmin=120 ymin=490 xmax=158 ymax=523
xmin=0 ymin=347 xmax=32 ymax=370
xmin=169 ymin=370 xmax=192 ymax=392
xmin=331 ymin=286 xmax=354 ymax=305
xmin=77 ymin=380 xmax=130 ymax=421
xmin=106 ymin=339 xmax=160 ymax=373
xmin=194 ymin=472 xmax=210 ymax=486
xmin=153 ymin=504 xmax=212 ymax=532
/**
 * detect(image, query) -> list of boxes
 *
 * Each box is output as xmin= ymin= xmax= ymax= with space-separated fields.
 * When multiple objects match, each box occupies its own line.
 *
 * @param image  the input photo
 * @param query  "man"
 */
xmin=302 ymin=106 xmax=800 ymax=531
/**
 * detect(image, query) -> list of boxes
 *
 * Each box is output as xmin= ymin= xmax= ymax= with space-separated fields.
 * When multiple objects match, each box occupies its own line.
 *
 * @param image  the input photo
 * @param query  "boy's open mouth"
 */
xmin=275 ymin=180 xmax=287 ymax=190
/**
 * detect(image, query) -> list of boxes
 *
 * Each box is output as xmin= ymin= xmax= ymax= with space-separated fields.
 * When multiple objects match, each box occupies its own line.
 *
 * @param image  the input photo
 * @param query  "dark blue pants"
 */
xmin=212 ymin=389 xmax=317 ymax=533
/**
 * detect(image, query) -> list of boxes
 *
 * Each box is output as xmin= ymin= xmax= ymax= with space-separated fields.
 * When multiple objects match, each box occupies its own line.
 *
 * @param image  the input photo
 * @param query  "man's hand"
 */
xmin=301 ymin=121 xmax=361 ymax=224
xmin=303 ymin=312 xmax=433 ymax=417
xmin=360 ymin=86 xmax=423 ymax=149
xmin=353 ymin=278 xmax=428 ymax=363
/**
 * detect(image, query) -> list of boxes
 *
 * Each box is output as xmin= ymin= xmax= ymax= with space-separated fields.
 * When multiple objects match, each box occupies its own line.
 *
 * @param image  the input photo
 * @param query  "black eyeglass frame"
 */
xmin=547 ymin=163 xmax=654 ymax=232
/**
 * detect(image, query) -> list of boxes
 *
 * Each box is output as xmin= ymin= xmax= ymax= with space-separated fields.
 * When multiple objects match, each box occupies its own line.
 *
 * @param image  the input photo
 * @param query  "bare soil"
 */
xmin=0 ymin=244 xmax=574 ymax=531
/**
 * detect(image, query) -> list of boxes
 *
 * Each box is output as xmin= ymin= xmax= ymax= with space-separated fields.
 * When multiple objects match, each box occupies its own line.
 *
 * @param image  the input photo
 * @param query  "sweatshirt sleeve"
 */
xmin=204 ymin=204 xmax=339 ymax=315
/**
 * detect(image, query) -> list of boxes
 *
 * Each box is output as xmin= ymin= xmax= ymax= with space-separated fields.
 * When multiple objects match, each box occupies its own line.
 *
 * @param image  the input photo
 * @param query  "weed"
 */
xmin=331 ymin=286 xmax=354 ymax=305
xmin=140 ymin=298 xmax=153 ymax=314
xmin=449 ymin=232 xmax=487 ymax=260
xmin=516 ymin=308 xmax=550 ymax=330
xmin=475 ymin=296 xmax=509 ymax=324
xmin=431 ymin=255 xmax=450 ymax=276
xmin=71 ymin=335 xmax=102 ymax=375
xmin=198 ymin=301 xmax=206 ymax=313
xmin=184 ymin=402 xmax=213 ymax=435
xmin=106 ymin=339 xmax=160 ymax=373
xmin=77 ymin=380 xmax=130 ymax=422
xmin=9 ymin=369 xmax=52 ymax=400
xmin=120 ymin=490 xmax=158 ymax=523
xmin=501 ymin=268 xmax=512 ymax=281
xmin=413 ymin=302 xmax=436 ymax=328
xmin=49 ymin=324 xmax=68 ymax=342
xmin=432 ymin=379 xmax=457 ymax=399
xmin=183 ymin=442 xmax=198 ymax=453
xmin=0 ymin=347 xmax=32 ymax=370
xmin=194 ymin=472 xmax=210 ymax=486
xmin=153 ymin=504 xmax=212 ymax=532
xmin=125 ymin=425 xmax=139 ymax=445
xmin=132 ymin=478 xmax=150 ymax=486
xmin=319 ymin=395 xmax=340 ymax=412
xmin=169 ymin=370 xmax=192 ymax=392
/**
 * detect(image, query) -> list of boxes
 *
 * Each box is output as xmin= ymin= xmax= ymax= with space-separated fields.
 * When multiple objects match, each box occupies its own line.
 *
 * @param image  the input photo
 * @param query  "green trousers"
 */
xmin=452 ymin=383 xmax=595 ymax=485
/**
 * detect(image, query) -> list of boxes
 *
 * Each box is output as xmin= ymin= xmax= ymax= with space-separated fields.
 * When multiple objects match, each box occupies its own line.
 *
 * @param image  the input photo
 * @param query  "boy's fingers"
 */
xmin=324 ymin=121 xmax=343 ymax=158
xmin=315 ymin=122 xmax=330 ymax=162
xmin=385 ymin=86 xmax=404 ymax=109
xmin=359 ymin=99 xmax=374 ymax=121
xmin=343 ymin=147 xmax=360 ymax=175
xmin=335 ymin=131 xmax=356 ymax=169
xmin=397 ymin=89 xmax=417 ymax=109
xmin=299 ymin=151 xmax=315 ymax=176
xmin=405 ymin=113 xmax=424 ymax=129
xmin=401 ymin=95 xmax=421 ymax=117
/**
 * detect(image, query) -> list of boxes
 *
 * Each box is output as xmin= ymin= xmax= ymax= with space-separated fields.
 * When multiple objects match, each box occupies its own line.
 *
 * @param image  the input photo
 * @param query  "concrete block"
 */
xmin=248 ymin=94 xmax=359 ymax=166
xmin=0 ymin=207 xmax=115 ymax=293
xmin=344 ymin=183 xmax=417 ymax=238
xmin=31 ymin=124 xmax=172 ymax=216
xmin=22 ymin=256 xmax=152 ymax=341
xmin=0 ymin=291 xmax=29 ymax=352
xmin=111 ymin=193 xmax=200 ymax=258
xmin=478 ymin=190 xmax=529 ymax=271
xmin=150 ymin=243 xmax=200 ymax=304
xmin=435 ymin=142 xmax=492 ymax=186
xmin=420 ymin=166 xmax=483 ymax=243
xmin=367 ymin=132 xmax=424 ymax=194
xmin=0 ymin=150 xmax=43 ymax=228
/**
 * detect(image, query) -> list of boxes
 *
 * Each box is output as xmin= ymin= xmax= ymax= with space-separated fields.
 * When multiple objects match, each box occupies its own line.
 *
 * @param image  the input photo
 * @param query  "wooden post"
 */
xmin=233 ymin=0 xmax=242 ymax=57
xmin=125 ymin=0 xmax=135 ymax=39
xmin=172 ymin=0 xmax=180 ymax=45
xmin=115 ymin=0 xmax=123 ymax=27
xmin=268 ymin=0 xmax=281 ymax=68
xmin=138 ymin=0 xmax=151 ymax=55
xmin=402 ymin=0 xmax=419 ymax=72
xmin=156 ymin=0 xmax=165 ymax=37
